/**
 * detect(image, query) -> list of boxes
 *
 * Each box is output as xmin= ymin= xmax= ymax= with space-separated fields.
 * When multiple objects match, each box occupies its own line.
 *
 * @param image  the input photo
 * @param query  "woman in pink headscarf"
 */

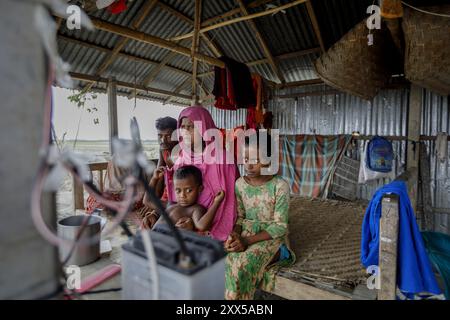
xmin=165 ymin=106 xmax=240 ymax=241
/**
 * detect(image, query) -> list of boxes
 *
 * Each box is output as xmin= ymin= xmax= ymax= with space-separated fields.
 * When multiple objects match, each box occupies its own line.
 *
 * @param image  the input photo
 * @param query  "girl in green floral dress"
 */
xmin=224 ymin=133 xmax=295 ymax=300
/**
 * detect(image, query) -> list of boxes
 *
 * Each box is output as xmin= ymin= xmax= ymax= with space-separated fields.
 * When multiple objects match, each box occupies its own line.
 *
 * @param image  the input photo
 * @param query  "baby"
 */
xmin=155 ymin=165 xmax=224 ymax=233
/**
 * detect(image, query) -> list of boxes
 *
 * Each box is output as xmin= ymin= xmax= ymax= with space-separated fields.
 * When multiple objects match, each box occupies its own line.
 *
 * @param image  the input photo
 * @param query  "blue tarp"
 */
xmin=361 ymin=181 xmax=442 ymax=297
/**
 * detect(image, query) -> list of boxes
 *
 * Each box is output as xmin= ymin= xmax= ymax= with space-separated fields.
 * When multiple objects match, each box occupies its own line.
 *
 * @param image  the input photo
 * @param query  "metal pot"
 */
xmin=57 ymin=215 xmax=102 ymax=266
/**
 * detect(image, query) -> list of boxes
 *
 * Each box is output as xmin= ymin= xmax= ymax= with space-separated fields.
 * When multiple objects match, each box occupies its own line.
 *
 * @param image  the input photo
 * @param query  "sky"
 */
xmin=51 ymin=87 xmax=184 ymax=141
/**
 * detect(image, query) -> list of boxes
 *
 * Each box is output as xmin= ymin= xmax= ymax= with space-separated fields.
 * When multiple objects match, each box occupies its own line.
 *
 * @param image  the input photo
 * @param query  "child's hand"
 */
xmin=175 ymin=217 xmax=194 ymax=231
xmin=214 ymin=190 xmax=225 ymax=203
xmin=152 ymin=167 xmax=165 ymax=180
xmin=141 ymin=211 xmax=159 ymax=229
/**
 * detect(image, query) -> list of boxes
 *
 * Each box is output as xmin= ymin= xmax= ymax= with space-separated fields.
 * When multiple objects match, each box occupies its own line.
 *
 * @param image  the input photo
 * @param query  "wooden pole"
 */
xmin=90 ymin=17 xmax=225 ymax=68
xmin=305 ymin=1 xmax=326 ymax=53
xmin=73 ymin=177 xmax=85 ymax=211
xmin=419 ymin=143 xmax=434 ymax=230
xmin=170 ymin=0 xmax=308 ymax=41
xmin=108 ymin=77 xmax=119 ymax=155
xmin=407 ymin=84 xmax=422 ymax=211
xmin=191 ymin=0 xmax=202 ymax=105
xmin=378 ymin=194 xmax=399 ymax=300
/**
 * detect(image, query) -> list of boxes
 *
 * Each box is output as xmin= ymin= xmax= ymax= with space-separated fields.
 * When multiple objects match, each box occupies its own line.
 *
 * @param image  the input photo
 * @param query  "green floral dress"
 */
xmin=225 ymin=175 xmax=295 ymax=300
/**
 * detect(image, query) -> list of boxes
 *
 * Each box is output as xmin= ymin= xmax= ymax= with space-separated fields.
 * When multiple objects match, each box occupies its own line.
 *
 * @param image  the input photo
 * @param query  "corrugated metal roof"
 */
xmin=251 ymin=1 xmax=318 ymax=55
xmin=56 ymin=0 xmax=382 ymax=103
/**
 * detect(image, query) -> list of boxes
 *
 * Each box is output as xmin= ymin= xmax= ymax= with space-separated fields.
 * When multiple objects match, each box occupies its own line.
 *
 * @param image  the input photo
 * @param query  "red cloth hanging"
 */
xmin=108 ymin=0 xmax=127 ymax=14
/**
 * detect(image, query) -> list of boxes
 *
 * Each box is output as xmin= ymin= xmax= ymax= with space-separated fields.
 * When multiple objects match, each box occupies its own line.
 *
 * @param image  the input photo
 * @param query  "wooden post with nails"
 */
xmin=378 ymin=194 xmax=399 ymax=300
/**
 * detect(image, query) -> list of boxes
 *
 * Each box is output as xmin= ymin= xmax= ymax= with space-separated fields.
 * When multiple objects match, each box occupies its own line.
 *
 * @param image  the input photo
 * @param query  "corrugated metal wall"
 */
xmin=207 ymin=86 xmax=450 ymax=234
xmin=421 ymin=91 xmax=450 ymax=234
xmin=268 ymin=85 xmax=409 ymax=201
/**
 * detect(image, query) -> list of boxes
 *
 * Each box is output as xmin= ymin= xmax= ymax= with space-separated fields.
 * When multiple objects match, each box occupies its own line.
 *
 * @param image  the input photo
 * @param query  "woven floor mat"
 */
xmin=284 ymin=196 xmax=368 ymax=286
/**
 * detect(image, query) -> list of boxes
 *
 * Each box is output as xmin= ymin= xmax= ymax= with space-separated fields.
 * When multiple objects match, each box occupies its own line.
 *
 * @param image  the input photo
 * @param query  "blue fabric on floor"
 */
xmin=279 ymin=244 xmax=290 ymax=261
xmin=361 ymin=180 xmax=441 ymax=297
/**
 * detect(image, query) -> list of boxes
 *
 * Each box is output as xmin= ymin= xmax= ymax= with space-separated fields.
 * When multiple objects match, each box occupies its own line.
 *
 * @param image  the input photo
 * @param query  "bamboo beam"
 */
xmin=90 ymin=17 xmax=225 ymax=68
xmin=60 ymin=31 xmax=318 ymax=85
xmin=277 ymin=47 xmax=322 ymax=60
xmin=69 ymin=72 xmax=192 ymax=100
xmin=236 ymin=0 xmax=285 ymax=84
xmin=278 ymin=78 xmax=323 ymax=88
xmin=191 ymin=0 xmax=202 ymax=104
xmin=305 ymin=1 xmax=325 ymax=53
xmin=170 ymin=0 xmax=308 ymax=41
xmin=276 ymin=89 xmax=339 ymax=99
xmin=58 ymin=34 xmax=192 ymax=77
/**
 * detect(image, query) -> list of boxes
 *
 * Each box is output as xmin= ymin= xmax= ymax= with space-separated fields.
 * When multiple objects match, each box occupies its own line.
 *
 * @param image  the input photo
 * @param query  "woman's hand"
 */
xmin=224 ymin=233 xmax=248 ymax=252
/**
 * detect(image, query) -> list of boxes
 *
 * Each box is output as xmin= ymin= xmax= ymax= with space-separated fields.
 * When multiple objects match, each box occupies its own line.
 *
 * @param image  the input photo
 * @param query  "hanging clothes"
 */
xmin=213 ymin=56 xmax=256 ymax=110
xmin=252 ymin=73 xmax=265 ymax=125
xmin=108 ymin=0 xmax=127 ymax=14
xmin=213 ymin=66 xmax=236 ymax=110
xmin=361 ymin=181 xmax=442 ymax=299
xmin=246 ymin=108 xmax=258 ymax=129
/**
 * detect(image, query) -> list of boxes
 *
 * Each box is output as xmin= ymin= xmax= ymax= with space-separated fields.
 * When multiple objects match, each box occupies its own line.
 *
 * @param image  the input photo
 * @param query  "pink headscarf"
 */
xmin=166 ymin=106 xmax=239 ymax=241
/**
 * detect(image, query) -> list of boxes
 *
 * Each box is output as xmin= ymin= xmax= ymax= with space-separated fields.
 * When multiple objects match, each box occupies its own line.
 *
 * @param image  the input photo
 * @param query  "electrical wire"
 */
xmin=80 ymin=287 xmax=122 ymax=295
xmin=141 ymin=229 xmax=159 ymax=300
xmin=402 ymin=1 xmax=450 ymax=18
xmin=128 ymin=116 xmax=194 ymax=265
xmin=31 ymin=160 xmax=137 ymax=247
